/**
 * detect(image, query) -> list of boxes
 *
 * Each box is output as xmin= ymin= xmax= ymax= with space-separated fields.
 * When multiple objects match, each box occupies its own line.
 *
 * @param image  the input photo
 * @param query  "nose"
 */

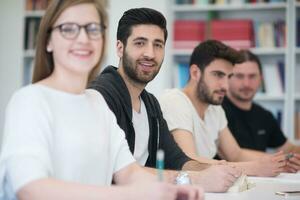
xmin=221 ymin=77 xmax=229 ymax=91
xmin=242 ymin=77 xmax=251 ymax=87
xmin=143 ymin=44 xmax=155 ymax=59
xmin=76 ymin=27 xmax=89 ymax=43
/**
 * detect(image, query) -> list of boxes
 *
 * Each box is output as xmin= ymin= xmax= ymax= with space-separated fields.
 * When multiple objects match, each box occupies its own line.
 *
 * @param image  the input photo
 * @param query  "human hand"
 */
xmin=190 ymin=164 xmax=242 ymax=192
xmin=255 ymin=151 xmax=286 ymax=177
xmin=129 ymin=181 xmax=204 ymax=200
xmin=284 ymin=153 xmax=300 ymax=173
xmin=175 ymin=185 xmax=204 ymax=200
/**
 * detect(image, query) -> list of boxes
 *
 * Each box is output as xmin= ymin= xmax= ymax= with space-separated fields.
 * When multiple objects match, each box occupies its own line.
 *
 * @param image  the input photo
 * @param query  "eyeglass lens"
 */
xmin=57 ymin=23 xmax=104 ymax=40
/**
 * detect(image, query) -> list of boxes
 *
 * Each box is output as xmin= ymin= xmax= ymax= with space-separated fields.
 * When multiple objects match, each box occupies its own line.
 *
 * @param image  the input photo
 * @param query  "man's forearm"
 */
xmin=143 ymin=166 xmax=178 ymax=183
xmin=182 ymin=160 xmax=211 ymax=171
xmin=142 ymin=160 xmax=210 ymax=183
xmin=237 ymin=148 xmax=266 ymax=161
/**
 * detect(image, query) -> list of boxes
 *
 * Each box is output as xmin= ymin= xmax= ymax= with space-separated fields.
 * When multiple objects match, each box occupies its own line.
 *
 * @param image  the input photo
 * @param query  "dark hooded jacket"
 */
xmin=89 ymin=66 xmax=191 ymax=169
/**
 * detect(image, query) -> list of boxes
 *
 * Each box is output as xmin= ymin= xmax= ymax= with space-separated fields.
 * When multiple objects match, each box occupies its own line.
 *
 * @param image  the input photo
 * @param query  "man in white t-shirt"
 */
xmin=160 ymin=40 xmax=295 ymax=177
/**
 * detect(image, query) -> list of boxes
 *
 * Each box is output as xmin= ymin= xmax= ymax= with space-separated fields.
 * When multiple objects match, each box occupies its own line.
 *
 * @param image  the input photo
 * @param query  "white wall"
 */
xmin=0 ymin=0 xmax=173 ymax=148
xmin=0 ymin=1 xmax=23 ymax=148
xmin=106 ymin=0 xmax=173 ymax=97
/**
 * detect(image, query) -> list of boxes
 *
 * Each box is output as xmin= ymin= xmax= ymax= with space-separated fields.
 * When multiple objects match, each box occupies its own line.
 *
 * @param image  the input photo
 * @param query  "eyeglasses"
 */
xmin=51 ymin=23 xmax=105 ymax=40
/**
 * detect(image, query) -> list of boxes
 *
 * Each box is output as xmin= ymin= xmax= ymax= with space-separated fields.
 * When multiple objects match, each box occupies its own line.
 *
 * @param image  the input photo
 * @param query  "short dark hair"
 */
xmin=117 ymin=7 xmax=168 ymax=46
xmin=189 ymin=40 xmax=243 ymax=72
xmin=238 ymin=49 xmax=262 ymax=74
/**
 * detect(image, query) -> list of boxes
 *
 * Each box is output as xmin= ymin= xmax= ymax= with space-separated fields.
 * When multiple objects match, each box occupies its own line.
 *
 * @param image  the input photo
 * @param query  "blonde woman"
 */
xmin=0 ymin=1 xmax=203 ymax=200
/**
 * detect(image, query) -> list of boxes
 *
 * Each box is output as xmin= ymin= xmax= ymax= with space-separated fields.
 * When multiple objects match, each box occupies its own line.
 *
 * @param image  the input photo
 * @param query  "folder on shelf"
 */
xmin=173 ymin=20 xmax=205 ymax=49
xmin=208 ymin=19 xmax=254 ymax=49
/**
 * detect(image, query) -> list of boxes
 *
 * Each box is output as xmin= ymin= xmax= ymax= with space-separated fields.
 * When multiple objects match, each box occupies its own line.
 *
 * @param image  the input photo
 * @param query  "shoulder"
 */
xmin=85 ymin=88 xmax=106 ymax=103
xmin=160 ymin=88 xmax=188 ymax=105
xmin=252 ymin=103 xmax=273 ymax=117
xmin=159 ymin=89 xmax=193 ymax=117
xmin=89 ymin=66 xmax=121 ymax=92
xmin=8 ymin=85 xmax=45 ymax=108
xmin=85 ymin=89 xmax=112 ymax=114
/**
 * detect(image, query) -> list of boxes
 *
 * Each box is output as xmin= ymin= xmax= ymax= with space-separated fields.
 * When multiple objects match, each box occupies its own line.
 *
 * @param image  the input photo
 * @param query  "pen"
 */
xmin=156 ymin=149 xmax=164 ymax=182
xmin=285 ymin=153 xmax=294 ymax=160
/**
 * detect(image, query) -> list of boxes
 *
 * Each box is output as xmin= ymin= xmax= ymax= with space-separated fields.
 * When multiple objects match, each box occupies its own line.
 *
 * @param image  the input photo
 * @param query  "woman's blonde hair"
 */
xmin=32 ymin=0 xmax=107 ymax=84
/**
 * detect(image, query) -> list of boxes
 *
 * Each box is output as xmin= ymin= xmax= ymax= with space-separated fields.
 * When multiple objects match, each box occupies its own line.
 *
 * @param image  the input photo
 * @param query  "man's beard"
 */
xmin=196 ymin=77 xmax=225 ymax=105
xmin=122 ymin=50 xmax=162 ymax=85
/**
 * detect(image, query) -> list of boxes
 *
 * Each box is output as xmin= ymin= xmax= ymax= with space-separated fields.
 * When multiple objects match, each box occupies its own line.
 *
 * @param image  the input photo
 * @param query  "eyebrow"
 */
xmin=132 ymin=37 xmax=165 ymax=44
xmin=132 ymin=37 xmax=147 ymax=42
xmin=211 ymin=70 xmax=226 ymax=75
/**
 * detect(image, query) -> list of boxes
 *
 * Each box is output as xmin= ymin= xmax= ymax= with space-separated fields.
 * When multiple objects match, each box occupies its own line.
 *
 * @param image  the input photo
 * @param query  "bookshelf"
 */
xmin=170 ymin=0 xmax=299 ymax=141
xmin=22 ymin=0 xmax=49 ymax=85
xmin=295 ymin=0 xmax=300 ymax=139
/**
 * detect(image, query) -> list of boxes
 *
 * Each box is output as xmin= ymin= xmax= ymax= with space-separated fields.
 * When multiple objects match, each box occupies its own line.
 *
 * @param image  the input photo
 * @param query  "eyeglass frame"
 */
xmin=50 ymin=22 xmax=106 ymax=40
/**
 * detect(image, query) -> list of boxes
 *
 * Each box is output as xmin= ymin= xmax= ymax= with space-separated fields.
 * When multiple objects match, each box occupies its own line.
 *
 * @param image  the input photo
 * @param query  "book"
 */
xmin=295 ymin=111 xmax=300 ymax=140
xmin=174 ymin=20 xmax=205 ymax=49
xmin=173 ymin=63 xmax=190 ymax=88
xmin=208 ymin=19 xmax=254 ymax=49
xmin=25 ymin=18 xmax=41 ymax=50
xmin=262 ymin=64 xmax=283 ymax=95
xmin=277 ymin=61 xmax=285 ymax=92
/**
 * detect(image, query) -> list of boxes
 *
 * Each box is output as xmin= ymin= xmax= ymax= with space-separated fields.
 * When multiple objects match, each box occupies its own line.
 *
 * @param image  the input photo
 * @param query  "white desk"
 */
xmin=205 ymin=173 xmax=300 ymax=200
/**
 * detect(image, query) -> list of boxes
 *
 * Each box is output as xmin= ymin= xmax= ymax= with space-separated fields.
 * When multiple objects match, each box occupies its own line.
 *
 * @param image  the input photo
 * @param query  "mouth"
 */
xmin=138 ymin=60 xmax=156 ymax=72
xmin=70 ymin=49 xmax=93 ymax=59
xmin=215 ymin=90 xmax=226 ymax=97
xmin=240 ymin=88 xmax=254 ymax=94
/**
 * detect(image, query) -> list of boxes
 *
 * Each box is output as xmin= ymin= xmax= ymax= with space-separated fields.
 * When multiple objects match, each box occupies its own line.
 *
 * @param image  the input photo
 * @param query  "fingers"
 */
xmin=282 ymin=153 xmax=300 ymax=173
xmin=226 ymin=165 xmax=242 ymax=178
xmin=176 ymin=185 xmax=204 ymax=200
xmin=272 ymin=153 xmax=286 ymax=162
xmin=286 ymin=160 xmax=300 ymax=172
xmin=288 ymin=154 xmax=300 ymax=166
xmin=217 ymin=160 xmax=227 ymax=165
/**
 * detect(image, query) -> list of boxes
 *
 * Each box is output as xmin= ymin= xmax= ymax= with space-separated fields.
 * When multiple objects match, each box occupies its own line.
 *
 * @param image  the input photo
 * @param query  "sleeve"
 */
xmin=159 ymin=117 xmax=191 ymax=170
xmin=159 ymin=92 xmax=194 ymax=133
xmin=98 ymin=93 xmax=135 ymax=173
xmin=266 ymin=111 xmax=287 ymax=148
xmin=155 ymin=94 xmax=191 ymax=170
xmin=218 ymin=106 xmax=228 ymax=132
xmin=0 ymin=90 xmax=52 ymax=197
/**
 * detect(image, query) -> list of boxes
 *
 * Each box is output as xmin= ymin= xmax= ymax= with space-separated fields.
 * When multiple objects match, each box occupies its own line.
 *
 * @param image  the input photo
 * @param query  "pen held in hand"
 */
xmin=285 ymin=153 xmax=294 ymax=160
xmin=156 ymin=149 xmax=164 ymax=182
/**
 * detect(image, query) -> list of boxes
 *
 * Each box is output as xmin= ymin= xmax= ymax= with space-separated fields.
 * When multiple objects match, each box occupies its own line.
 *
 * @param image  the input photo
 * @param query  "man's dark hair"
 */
xmin=117 ymin=7 xmax=168 ymax=46
xmin=238 ymin=49 xmax=263 ymax=74
xmin=189 ymin=40 xmax=243 ymax=72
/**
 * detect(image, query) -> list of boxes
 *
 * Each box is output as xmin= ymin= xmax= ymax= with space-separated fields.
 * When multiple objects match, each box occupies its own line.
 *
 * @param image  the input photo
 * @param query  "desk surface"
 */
xmin=205 ymin=173 xmax=300 ymax=200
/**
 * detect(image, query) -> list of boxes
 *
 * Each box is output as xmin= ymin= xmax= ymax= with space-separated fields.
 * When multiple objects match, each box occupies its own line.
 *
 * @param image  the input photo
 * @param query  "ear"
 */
xmin=46 ymin=40 xmax=53 ymax=52
xmin=258 ymin=73 xmax=263 ymax=87
xmin=116 ymin=40 xmax=124 ymax=58
xmin=189 ymin=64 xmax=201 ymax=82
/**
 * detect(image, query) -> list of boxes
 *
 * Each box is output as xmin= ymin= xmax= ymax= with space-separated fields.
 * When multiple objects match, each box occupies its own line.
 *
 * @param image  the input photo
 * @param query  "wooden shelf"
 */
xmin=254 ymin=94 xmax=284 ymax=101
xmin=172 ymin=2 xmax=286 ymax=12
xmin=172 ymin=47 xmax=285 ymax=57
xmin=24 ymin=49 xmax=35 ymax=58
xmin=25 ymin=10 xmax=45 ymax=17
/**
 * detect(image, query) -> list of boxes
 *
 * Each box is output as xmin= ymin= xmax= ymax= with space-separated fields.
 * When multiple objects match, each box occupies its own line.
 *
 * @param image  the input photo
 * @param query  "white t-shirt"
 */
xmin=132 ymin=100 xmax=149 ymax=165
xmin=159 ymin=88 xmax=227 ymax=158
xmin=0 ymin=85 xmax=135 ymax=200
